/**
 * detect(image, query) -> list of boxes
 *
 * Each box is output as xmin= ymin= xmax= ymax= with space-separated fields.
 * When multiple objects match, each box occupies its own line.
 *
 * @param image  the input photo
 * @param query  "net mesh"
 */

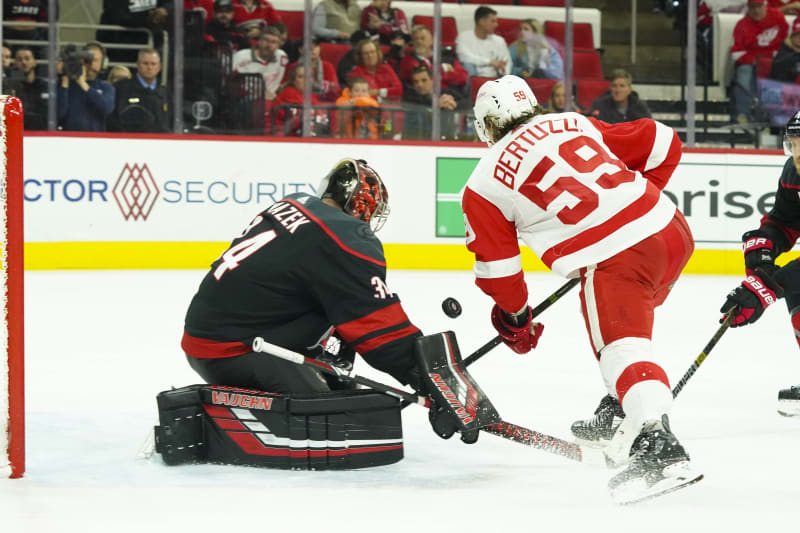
xmin=0 ymin=95 xmax=9 ymax=476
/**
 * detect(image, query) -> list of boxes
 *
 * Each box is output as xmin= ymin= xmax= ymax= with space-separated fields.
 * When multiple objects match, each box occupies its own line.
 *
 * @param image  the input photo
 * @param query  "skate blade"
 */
xmin=610 ymin=463 xmax=703 ymax=505
xmin=777 ymin=399 xmax=800 ymax=417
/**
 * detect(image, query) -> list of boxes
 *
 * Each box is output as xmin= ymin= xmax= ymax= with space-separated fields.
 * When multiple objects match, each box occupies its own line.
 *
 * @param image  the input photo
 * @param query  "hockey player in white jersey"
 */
xmin=463 ymin=75 xmax=701 ymax=504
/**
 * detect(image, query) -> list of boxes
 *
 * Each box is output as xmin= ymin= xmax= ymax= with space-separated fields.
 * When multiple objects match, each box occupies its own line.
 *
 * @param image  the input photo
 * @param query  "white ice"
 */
xmin=1 ymin=269 xmax=799 ymax=532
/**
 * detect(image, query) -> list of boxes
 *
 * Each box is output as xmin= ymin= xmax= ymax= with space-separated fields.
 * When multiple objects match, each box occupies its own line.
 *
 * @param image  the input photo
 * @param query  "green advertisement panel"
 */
xmin=435 ymin=157 xmax=479 ymax=237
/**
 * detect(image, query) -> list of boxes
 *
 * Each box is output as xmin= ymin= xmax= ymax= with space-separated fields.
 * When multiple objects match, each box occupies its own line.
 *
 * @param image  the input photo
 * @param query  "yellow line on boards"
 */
xmin=22 ymin=242 xmax=800 ymax=274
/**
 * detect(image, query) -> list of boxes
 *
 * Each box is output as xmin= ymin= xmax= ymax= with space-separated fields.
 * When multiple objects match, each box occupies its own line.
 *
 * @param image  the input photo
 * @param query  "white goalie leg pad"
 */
xmin=599 ymin=337 xmax=672 ymax=429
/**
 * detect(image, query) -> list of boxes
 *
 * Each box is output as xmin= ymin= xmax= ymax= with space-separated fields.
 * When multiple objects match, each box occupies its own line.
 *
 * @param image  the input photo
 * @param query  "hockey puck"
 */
xmin=442 ymin=297 xmax=462 ymax=318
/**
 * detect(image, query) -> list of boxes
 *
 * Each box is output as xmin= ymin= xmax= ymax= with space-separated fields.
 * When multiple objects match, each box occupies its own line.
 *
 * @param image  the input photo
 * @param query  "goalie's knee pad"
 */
xmin=154 ymin=385 xmax=403 ymax=470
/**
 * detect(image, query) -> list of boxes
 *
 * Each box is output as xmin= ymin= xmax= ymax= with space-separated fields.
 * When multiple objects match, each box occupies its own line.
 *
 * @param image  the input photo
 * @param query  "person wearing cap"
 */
xmin=206 ymin=0 xmax=251 ymax=51
xmin=313 ymin=0 xmax=361 ymax=42
xmin=730 ymin=0 xmax=788 ymax=123
xmin=770 ymin=17 xmax=800 ymax=82
xmin=360 ymin=0 xmax=409 ymax=46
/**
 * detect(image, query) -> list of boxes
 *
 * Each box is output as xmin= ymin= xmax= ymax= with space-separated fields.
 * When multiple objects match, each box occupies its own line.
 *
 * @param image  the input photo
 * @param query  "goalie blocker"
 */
xmin=154 ymin=385 xmax=403 ymax=470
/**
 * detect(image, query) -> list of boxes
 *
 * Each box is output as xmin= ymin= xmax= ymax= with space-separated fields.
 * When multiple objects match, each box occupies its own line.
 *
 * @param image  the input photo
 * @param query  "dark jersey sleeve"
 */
xmin=760 ymin=158 xmax=800 ymax=253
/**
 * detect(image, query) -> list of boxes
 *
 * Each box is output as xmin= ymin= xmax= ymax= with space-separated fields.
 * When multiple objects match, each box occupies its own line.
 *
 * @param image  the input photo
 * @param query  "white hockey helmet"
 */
xmin=473 ymin=75 xmax=538 ymax=146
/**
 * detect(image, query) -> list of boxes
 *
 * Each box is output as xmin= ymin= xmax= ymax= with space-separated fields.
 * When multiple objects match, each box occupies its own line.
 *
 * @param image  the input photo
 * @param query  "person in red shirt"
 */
xmin=284 ymin=39 xmax=341 ymax=102
xmin=233 ymin=0 xmax=282 ymax=41
xmin=272 ymin=64 xmax=331 ymax=136
xmin=347 ymin=39 xmax=402 ymax=102
xmin=360 ymin=0 xmax=409 ymax=45
xmin=768 ymin=0 xmax=800 ymax=15
xmin=399 ymin=25 xmax=468 ymax=96
xmin=730 ymin=0 xmax=788 ymax=122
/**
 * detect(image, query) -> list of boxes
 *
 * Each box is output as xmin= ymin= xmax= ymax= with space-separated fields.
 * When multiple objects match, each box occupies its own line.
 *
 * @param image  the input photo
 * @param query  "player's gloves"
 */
xmin=491 ymin=304 xmax=544 ymax=354
xmin=720 ymin=267 xmax=784 ymax=327
xmin=407 ymin=366 xmax=479 ymax=444
xmin=742 ymin=229 xmax=778 ymax=276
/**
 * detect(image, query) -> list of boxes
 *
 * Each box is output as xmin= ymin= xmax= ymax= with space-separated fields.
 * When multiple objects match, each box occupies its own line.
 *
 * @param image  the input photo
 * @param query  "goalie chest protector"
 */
xmin=154 ymin=385 xmax=403 ymax=470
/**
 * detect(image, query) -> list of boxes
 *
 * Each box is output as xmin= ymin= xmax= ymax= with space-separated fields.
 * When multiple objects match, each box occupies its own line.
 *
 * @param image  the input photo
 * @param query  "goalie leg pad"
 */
xmin=414 ymin=331 xmax=501 ymax=433
xmin=155 ymin=385 xmax=403 ymax=470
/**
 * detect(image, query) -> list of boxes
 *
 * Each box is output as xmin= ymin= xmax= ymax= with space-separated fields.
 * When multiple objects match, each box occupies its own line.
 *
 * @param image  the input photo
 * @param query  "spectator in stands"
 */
xmin=11 ymin=46 xmax=47 ymax=130
xmin=547 ymin=81 xmax=566 ymax=113
xmin=186 ymin=0 xmax=215 ymax=25
xmin=313 ymin=0 xmax=362 ymax=43
xmin=335 ymin=76 xmax=380 ymax=138
xmin=234 ymin=0 xmax=282 ymax=41
xmin=57 ymin=43 xmax=115 ymax=132
xmin=348 ymin=39 xmax=402 ymax=102
xmin=2 ymin=44 xmax=14 ymax=84
xmin=769 ymin=0 xmax=800 ymax=15
xmin=110 ymin=49 xmax=170 ymax=133
xmin=286 ymin=38 xmax=341 ymax=102
xmin=337 ymin=30 xmax=375 ymax=85
xmin=206 ymin=0 xmax=252 ymax=52
xmin=232 ymin=25 xmax=288 ymax=101
xmin=97 ymin=0 xmax=170 ymax=63
xmin=107 ymin=65 xmax=133 ymax=85
xmin=3 ymin=1 xmax=50 ymax=54
xmin=508 ymin=19 xmax=563 ymax=81
xmin=402 ymin=65 xmax=460 ymax=140
xmin=730 ymin=0 xmax=788 ymax=123
xmin=272 ymin=22 xmax=301 ymax=63
xmin=770 ymin=17 xmax=800 ymax=82
xmin=456 ymin=6 xmax=511 ymax=78
xmin=587 ymin=68 xmax=651 ymax=123
xmin=384 ymin=31 xmax=409 ymax=72
xmin=272 ymin=64 xmax=329 ymax=136
xmin=361 ymin=0 xmax=410 ymax=46
xmin=400 ymin=26 xmax=469 ymax=97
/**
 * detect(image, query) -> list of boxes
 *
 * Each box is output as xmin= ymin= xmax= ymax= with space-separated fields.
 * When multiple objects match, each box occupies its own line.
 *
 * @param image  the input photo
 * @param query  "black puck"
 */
xmin=442 ymin=297 xmax=462 ymax=318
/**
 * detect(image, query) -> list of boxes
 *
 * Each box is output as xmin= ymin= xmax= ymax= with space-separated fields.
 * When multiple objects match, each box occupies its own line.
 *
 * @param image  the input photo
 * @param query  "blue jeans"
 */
xmin=731 ymin=63 xmax=756 ymax=119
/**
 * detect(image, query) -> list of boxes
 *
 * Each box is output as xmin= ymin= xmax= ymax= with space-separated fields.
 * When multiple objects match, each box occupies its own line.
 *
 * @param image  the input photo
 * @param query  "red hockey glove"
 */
xmin=490 ymin=304 xmax=544 ymax=354
xmin=720 ymin=269 xmax=783 ymax=327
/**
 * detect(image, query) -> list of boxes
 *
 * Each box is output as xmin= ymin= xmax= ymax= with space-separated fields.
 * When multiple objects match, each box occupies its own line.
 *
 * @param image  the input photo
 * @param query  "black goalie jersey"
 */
xmin=182 ymin=193 xmax=422 ymax=384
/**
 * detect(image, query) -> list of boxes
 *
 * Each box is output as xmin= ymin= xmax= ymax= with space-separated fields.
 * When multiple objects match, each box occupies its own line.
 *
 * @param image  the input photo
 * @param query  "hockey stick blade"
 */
xmin=483 ymin=421 xmax=605 ymax=465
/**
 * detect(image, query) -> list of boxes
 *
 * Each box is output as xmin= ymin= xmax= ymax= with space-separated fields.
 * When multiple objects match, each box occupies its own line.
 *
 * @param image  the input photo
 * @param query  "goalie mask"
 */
xmin=784 ymin=110 xmax=800 ymax=158
xmin=473 ymin=75 xmax=537 ymax=146
xmin=319 ymin=159 xmax=390 ymax=232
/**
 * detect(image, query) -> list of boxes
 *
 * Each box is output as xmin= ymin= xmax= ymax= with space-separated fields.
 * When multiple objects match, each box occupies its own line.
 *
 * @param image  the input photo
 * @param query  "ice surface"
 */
xmin=1 ymin=269 xmax=798 ymax=532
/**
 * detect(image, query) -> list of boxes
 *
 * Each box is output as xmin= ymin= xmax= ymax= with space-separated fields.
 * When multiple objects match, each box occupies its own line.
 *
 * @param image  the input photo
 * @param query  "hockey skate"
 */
xmin=570 ymin=394 xmax=625 ymax=446
xmin=608 ymin=415 xmax=703 ymax=505
xmin=778 ymin=385 xmax=800 ymax=417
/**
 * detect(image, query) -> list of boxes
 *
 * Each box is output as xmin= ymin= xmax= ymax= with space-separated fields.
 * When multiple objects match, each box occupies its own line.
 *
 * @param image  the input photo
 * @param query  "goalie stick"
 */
xmin=250 ymin=336 xmax=601 ymax=464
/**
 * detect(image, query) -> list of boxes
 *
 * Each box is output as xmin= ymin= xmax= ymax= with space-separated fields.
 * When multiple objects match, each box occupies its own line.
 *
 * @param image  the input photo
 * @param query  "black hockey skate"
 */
xmin=608 ymin=416 xmax=703 ymax=505
xmin=778 ymin=385 xmax=800 ymax=417
xmin=570 ymin=395 xmax=626 ymax=446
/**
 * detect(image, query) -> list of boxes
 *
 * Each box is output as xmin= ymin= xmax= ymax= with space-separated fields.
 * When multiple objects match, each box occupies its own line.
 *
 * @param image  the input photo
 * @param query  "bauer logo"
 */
xmin=112 ymin=163 xmax=160 ymax=221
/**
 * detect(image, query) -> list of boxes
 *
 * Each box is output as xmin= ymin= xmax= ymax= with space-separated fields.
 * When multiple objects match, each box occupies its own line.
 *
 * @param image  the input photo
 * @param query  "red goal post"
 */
xmin=1 ymin=95 xmax=24 ymax=479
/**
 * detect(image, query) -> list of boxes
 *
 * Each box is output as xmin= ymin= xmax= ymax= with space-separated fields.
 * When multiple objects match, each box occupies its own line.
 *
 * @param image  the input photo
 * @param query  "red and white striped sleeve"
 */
xmin=587 ymin=117 xmax=682 ymax=191
xmin=462 ymin=186 xmax=528 ymax=313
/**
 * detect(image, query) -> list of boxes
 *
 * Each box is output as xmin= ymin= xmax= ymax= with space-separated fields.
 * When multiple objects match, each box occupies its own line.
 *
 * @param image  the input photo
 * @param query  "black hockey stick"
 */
xmin=251 ymin=336 xmax=595 ymax=463
xmin=462 ymin=277 xmax=581 ymax=367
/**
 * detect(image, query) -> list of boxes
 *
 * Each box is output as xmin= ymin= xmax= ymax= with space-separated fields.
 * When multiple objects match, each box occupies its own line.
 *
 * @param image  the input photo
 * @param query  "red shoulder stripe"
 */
xmin=285 ymin=198 xmax=386 ymax=267
xmin=336 ymin=302 xmax=416 ymax=343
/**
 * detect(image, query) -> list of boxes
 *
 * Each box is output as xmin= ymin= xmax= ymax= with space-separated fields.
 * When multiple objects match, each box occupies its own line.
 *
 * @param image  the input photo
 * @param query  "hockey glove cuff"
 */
xmin=720 ymin=268 xmax=783 ymax=327
xmin=742 ymin=230 xmax=778 ymax=276
xmin=491 ymin=304 xmax=544 ymax=354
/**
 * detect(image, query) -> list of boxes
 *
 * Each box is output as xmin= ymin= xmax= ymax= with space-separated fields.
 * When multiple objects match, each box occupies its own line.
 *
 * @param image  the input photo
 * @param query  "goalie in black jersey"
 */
xmin=718 ymin=110 xmax=800 ymax=417
xmin=179 ymin=158 xmax=476 ymax=448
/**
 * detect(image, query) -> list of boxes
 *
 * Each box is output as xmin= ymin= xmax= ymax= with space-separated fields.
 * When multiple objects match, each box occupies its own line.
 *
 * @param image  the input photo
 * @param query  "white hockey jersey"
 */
xmin=462 ymin=112 xmax=683 ymax=313
xmin=232 ymin=48 xmax=288 ymax=94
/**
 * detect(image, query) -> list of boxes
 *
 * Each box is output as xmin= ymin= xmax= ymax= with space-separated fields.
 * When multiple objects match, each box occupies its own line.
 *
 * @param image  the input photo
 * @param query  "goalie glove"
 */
xmin=720 ymin=267 xmax=784 ymax=327
xmin=490 ymin=304 xmax=544 ymax=354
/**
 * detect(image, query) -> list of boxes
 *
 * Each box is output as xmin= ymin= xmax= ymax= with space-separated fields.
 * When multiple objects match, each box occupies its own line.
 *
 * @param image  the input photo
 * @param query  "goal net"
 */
xmin=0 ymin=95 xmax=24 ymax=479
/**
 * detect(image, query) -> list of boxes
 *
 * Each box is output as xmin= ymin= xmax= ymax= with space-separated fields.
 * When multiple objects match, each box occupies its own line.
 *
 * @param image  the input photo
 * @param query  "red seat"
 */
xmin=544 ymin=21 xmax=595 ymax=50
xmin=517 ymin=0 xmax=566 ymax=5
xmin=464 ymin=0 xmax=513 ymax=4
xmin=276 ymin=10 xmax=304 ymax=41
xmin=526 ymin=78 xmax=558 ymax=105
xmin=496 ymin=18 xmax=522 ymax=46
xmin=577 ymin=79 xmax=610 ymax=110
xmin=572 ymin=50 xmax=604 ymax=80
xmin=470 ymin=76 xmax=496 ymax=102
xmin=412 ymin=15 xmax=459 ymax=47
xmin=319 ymin=43 xmax=351 ymax=69
xmin=756 ymin=56 xmax=773 ymax=79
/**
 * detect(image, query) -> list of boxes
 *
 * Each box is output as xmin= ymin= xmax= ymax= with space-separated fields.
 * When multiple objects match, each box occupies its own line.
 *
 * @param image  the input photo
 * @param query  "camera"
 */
xmin=60 ymin=44 xmax=94 ymax=80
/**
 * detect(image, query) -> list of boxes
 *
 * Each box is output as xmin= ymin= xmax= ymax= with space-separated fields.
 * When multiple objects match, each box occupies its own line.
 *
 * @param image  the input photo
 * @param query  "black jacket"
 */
xmin=770 ymin=42 xmax=800 ymax=83
xmin=110 ymin=76 xmax=170 ymax=133
xmin=587 ymin=90 xmax=651 ymax=124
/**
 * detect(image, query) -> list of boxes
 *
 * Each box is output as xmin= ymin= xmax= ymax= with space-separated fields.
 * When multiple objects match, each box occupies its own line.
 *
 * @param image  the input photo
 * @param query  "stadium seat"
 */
xmin=463 ymin=0 xmax=514 ymax=4
xmin=576 ymin=79 xmax=609 ymax=110
xmin=756 ymin=56 xmax=773 ymax=79
xmin=544 ymin=21 xmax=595 ymax=50
xmin=517 ymin=0 xmax=566 ymax=5
xmin=276 ymin=10 xmax=304 ymax=41
xmin=412 ymin=15 xmax=459 ymax=47
xmin=496 ymin=18 xmax=522 ymax=46
xmin=526 ymin=78 xmax=558 ymax=105
xmin=572 ymin=50 xmax=604 ymax=80
xmin=319 ymin=43 xmax=351 ymax=69
xmin=470 ymin=76 xmax=496 ymax=102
